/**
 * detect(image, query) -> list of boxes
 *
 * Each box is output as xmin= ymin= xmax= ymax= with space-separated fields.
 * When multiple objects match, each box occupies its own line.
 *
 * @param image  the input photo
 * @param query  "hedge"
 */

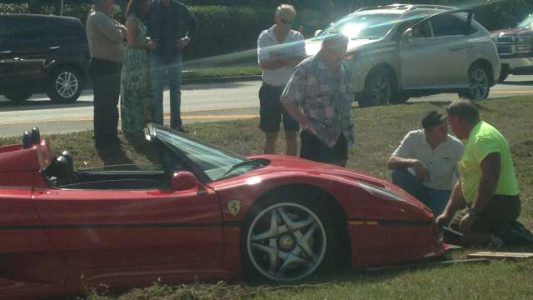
xmin=2 ymin=1 xmax=532 ymax=61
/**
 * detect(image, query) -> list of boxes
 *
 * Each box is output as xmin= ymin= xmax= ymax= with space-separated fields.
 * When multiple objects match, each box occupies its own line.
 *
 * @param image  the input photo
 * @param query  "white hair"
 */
xmin=275 ymin=4 xmax=296 ymax=18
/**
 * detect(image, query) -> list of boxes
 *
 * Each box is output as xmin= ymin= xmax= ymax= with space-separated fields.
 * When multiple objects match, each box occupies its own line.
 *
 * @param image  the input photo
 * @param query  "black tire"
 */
xmin=392 ymin=92 xmax=410 ymax=105
xmin=458 ymin=64 xmax=491 ymax=100
xmin=46 ymin=66 xmax=83 ymax=103
xmin=4 ymin=92 xmax=33 ymax=102
xmin=242 ymin=196 xmax=341 ymax=283
xmin=360 ymin=68 xmax=395 ymax=107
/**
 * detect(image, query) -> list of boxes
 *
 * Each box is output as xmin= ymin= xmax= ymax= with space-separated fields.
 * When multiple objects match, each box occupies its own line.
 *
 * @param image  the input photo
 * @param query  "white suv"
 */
xmin=305 ymin=4 xmax=501 ymax=107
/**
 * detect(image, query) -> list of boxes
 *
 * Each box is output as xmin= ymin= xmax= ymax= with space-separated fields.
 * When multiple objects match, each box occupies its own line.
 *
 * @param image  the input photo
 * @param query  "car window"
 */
xmin=153 ymin=126 xmax=245 ymax=181
xmin=1 ymin=17 xmax=52 ymax=46
xmin=430 ymin=14 xmax=470 ymax=37
xmin=412 ymin=21 xmax=432 ymax=38
xmin=319 ymin=13 xmax=402 ymax=40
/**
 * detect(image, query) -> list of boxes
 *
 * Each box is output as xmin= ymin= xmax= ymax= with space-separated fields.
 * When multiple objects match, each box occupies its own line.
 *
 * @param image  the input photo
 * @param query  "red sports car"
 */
xmin=0 ymin=124 xmax=447 ymax=299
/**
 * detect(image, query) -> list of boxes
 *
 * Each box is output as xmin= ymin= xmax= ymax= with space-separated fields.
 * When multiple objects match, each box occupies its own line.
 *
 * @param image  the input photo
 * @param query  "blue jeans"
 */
xmin=150 ymin=53 xmax=182 ymax=128
xmin=391 ymin=169 xmax=451 ymax=215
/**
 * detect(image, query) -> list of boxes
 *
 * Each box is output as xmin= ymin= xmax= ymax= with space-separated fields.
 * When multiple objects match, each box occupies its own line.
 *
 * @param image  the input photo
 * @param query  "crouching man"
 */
xmin=436 ymin=100 xmax=521 ymax=246
xmin=388 ymin=111 xmax=463 ymax=215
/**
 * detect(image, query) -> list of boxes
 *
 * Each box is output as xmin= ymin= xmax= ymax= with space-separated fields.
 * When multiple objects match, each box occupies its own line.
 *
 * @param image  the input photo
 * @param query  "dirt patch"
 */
xmin=511 ymin=140 xmax=533 ymax=158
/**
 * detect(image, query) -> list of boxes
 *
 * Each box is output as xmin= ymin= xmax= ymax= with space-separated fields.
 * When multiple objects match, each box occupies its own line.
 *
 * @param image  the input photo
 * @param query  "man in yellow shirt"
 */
xmin=436 ymin=100 xmax=520 ymax=246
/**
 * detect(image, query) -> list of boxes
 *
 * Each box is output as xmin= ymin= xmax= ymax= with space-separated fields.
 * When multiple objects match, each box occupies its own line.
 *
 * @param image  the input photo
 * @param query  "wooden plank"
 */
xmin=366 ymin=258 xmax=489 ymax=272
xmin=467 ymin=251 xmax=533 ymax=259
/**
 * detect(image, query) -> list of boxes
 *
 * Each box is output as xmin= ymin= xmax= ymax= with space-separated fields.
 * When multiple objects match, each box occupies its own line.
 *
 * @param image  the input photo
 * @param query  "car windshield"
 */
xmin=518 ymin=15 xmax=533 ymax=29
xmin=319 ymin=13 xmax=401 ymax=40
xmin=152 ymin=125 xmax=258 ymax=181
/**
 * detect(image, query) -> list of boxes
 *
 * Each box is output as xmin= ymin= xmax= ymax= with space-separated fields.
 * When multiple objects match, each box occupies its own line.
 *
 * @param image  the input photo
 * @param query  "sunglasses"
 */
xmin=281 ymin=19 xmax=294 ymax=25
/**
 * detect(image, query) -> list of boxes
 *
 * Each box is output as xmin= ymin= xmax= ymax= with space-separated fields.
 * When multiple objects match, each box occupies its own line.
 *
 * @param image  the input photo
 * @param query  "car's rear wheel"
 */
xmin=4 ymin=92 xmax=33 ymax=102
xmin=47 ymin=66 xmax=83 ymax=103
xmin=459 ymin=64 xmax=491 ymax=100
xmin=243 ymin=199 xmax=337 ymax=282
xmin=360 ymin=68 xmax=395 ymax=107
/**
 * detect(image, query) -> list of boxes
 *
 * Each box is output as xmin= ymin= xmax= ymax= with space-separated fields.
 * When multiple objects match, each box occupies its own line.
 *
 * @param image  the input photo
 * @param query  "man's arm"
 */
xmin=387 ymin=132 xmax=428 ymax=180
xmin=388 ymin=156 xmax=429 ymax=181
xmin=94 ymin=13 xmax=125 ymax=43
xmin=283 ymin=102 xmax=314 ymax=133
xmin=183 ymin=4 xmax=198 ymax=40
xmin=457 ymin=152 xmax=500 ymax=233
xmin=436 ymin=180 xmax=466 ymax=224
xmin=472 ymin=152 xmax=501 ymax=212
xmin=259 ymin=57 xmax=287 ymax=70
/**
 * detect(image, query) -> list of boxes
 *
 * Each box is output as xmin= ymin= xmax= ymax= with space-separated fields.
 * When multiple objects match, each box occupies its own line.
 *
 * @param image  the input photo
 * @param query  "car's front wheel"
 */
xmin=243 ymin=200 xmax=337 ymax=282
xmin=4 ymin=92 xmax=33 ymax=103
xmin=47 ymin=66 xmax=84 ymax=103
xmin=360 ymin=68 xmax=395 ymax=107
xmin=459 ymin=64 xmax=491 ymax=100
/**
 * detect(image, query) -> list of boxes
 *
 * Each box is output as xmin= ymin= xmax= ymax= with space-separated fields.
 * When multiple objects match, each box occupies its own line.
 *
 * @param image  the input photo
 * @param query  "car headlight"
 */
xmin=358 ymin=181 xmax=405 ymax=202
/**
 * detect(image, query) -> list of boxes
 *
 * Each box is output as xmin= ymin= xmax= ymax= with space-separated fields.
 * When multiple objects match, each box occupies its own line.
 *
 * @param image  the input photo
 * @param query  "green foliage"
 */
xmin=2 ymin=1 xmax=533 ymax=58
xmin=184 ymin=6 xmax=272 ymax=60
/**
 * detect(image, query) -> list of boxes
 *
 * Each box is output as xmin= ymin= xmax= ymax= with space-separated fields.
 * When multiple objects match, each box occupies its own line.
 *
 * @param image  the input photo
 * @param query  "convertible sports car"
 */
xmin=0 ymin=124 xmax=448 ymax=299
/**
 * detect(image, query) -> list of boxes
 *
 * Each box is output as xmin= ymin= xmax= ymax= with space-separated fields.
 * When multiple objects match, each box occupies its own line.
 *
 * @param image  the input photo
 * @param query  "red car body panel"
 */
xmin=0 ymin=138 xmax=447 ymax=299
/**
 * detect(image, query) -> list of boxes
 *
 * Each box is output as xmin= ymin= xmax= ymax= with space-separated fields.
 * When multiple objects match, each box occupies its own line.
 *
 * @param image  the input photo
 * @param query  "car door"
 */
xmin=0 ymin=16 xmax=47 ymax=93
xmin=33 ymin=173 xmax=224 ymax=275
xmin=401 ymin=12 xmax=471 ymax=89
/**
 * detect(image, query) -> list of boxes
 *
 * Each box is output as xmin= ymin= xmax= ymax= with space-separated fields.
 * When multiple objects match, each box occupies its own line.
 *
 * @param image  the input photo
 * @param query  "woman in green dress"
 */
xmin=120 ymin=0 xmax=156 ymax=137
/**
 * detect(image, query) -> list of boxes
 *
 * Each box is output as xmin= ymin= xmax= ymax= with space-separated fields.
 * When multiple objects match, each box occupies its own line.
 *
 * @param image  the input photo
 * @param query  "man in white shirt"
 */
xmin=257 ymin=4 xmax=306 ymax=156
xmin=388 ymin=111 xmax=464 ymax=214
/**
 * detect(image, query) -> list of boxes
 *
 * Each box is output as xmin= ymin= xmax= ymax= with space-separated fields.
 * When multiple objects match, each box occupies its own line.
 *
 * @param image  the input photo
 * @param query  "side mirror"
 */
xmin=314 ymin=30 xmax=322 ymax=37
xmin=170 ymin=171 xmax=200 ymax=191
xmin=402 ymin=28 xmax=413 ymax=44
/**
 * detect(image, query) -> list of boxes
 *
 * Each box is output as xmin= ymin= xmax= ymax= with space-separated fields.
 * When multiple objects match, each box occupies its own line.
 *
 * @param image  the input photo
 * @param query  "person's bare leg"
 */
xmin=285 ymin=130 xmax=298 ymax=156
xmin=264 ymin=131 xmax=278 ymax=154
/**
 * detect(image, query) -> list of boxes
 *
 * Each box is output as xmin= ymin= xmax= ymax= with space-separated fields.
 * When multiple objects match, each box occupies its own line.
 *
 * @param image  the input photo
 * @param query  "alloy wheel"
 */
xmin=55 ymin=70 xmax=80 ymax=99
xmin=246 ymin=202 xmax=327 ymax=281
xmin=367 ymin=72 xmax=392 ymax=105
xmin=468 ymin=67 xmax=489 ymax=100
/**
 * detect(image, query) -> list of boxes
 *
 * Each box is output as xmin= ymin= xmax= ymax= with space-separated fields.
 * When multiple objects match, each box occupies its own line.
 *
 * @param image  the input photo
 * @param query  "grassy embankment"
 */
xmin=1 ymin=97 xmax=532 ymax=299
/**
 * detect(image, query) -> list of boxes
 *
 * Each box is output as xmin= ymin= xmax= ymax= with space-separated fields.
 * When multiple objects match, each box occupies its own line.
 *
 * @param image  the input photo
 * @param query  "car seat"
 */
xmin=55 ymin=151 xmax=78 ymax=186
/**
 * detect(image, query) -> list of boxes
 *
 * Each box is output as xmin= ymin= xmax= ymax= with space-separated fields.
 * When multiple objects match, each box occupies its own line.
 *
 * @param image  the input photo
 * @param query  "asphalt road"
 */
xmin=1 ymin=75 xmax=532 ymax=138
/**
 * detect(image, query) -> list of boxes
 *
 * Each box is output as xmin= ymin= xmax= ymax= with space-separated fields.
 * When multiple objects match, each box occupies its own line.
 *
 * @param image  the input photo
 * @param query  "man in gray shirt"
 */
xmin=388 ymin=111 xmax=464 ymax=214
xmin=86 ymin=0 xmax=126 ymax=149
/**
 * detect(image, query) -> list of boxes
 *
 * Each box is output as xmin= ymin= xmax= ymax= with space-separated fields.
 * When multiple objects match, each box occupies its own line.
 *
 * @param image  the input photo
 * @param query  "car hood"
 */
xmin=492 ymin=27 xmax=532 ymax=36
xmin=249 ymin=154 xmax=405 ymax=191
xmin=246 ymin=155 xmax=433 ymax=218
xmin=305 ymin=38 xmax=379 ymax=56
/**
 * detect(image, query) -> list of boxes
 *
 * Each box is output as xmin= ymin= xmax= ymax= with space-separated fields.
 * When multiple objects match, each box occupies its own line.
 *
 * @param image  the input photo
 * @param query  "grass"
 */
xmin=183 ymin=65 xmax=261 ymax=81
xmin=2 ymin=97 xmax=533 ymax=299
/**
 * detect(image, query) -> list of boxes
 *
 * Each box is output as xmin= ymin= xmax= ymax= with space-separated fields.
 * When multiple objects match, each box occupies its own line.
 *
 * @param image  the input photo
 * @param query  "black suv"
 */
xmin=0 ymin=14 xmax=89 ymax=103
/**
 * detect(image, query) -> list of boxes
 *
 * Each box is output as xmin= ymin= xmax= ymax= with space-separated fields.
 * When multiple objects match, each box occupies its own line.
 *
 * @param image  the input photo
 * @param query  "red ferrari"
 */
xmin=0 ymin=124 xmax=447 ymax=299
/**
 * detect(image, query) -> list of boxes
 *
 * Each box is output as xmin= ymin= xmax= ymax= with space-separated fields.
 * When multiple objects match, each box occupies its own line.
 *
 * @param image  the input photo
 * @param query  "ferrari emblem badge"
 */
xmin=228 ymin=200 xmax=241 ymax=216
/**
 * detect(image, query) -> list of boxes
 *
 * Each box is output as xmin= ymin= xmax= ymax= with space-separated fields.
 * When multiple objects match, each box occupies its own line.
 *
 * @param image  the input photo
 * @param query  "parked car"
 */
xmin=0 ymin=14 xmax=89 ymax=103
xmin=492 ymin=14 xmax=533 ymax=82
xmin=0 ymin=124 xmax=448 ymax=298
xmin=305 ymin=4 xmax=501 ymax=107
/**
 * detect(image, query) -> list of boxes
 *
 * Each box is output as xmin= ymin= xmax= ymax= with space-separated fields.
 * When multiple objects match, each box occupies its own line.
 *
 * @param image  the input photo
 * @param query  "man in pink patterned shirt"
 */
xmin=281 ymin=34 xmax=354 ymax=166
